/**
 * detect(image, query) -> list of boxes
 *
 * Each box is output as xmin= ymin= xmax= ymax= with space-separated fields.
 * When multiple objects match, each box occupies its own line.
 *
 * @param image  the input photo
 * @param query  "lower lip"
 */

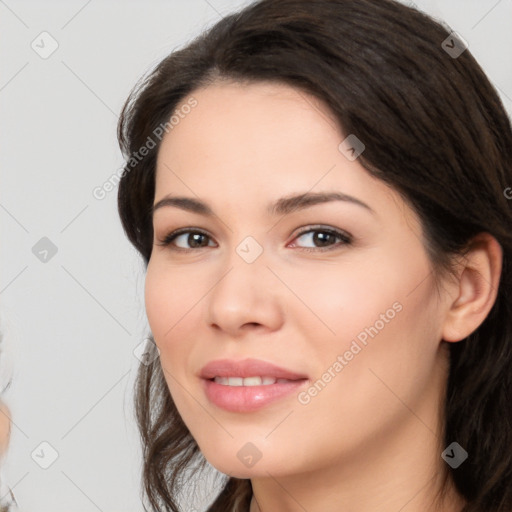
xmin=202 ymin=378 xmax=308 ymax=412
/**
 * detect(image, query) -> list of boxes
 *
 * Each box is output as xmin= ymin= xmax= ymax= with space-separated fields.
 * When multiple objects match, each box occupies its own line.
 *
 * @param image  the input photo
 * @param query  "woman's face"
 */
xmin=145 ymin=81 xmax=453 ymax=478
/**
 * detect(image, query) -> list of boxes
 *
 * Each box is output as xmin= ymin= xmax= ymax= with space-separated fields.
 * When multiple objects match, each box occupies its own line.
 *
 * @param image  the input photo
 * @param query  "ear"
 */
xmin=442 ymin=232 xmax=503 ymax=343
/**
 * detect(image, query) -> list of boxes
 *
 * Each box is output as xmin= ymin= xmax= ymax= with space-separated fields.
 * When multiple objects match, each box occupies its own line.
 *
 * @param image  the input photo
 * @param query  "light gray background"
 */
xmin=1 ymin=1 xmax=511 ymax=511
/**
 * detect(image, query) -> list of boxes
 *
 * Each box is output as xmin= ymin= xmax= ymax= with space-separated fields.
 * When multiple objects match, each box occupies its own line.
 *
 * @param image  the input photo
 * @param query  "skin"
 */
xmin=0 ymin=403 xmax=11 ymax=458
xmin=145 ymin=81 xmax=502 ymax=512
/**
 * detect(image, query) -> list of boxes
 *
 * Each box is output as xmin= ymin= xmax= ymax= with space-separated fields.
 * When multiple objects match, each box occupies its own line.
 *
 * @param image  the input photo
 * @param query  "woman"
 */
xmin=116 ymin=0 xmax=512 ymax=511
xmin=0 ymin=403 xmax=15 ymax=512
xmin=0 ymin=330 xmax=17 ymax=512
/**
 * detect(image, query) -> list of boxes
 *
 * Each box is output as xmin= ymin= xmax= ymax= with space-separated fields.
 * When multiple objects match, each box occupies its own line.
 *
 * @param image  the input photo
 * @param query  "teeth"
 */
xmin=242 ymin=377 xmax=263 ymax=386
xmin=213 ymin=376 xmax=292 ymax=386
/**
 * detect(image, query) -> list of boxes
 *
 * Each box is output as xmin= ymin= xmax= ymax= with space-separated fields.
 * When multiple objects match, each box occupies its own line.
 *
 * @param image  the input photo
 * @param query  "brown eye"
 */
xmin=156 ymin=225 xmax=352 ymax=253
xmin=156 ymin=229 xmax=215 ymax=251
xmin=290 ymin=226 xmax=352 ymax=252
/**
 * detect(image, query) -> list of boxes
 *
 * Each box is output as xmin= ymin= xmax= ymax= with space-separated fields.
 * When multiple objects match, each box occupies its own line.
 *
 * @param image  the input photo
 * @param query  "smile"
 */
xmin=213 ymin=376 xmax=295 ymax=386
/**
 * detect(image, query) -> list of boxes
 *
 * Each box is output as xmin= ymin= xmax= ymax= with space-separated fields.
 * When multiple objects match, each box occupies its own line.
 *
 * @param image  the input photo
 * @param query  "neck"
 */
xmin=248 ymin=408 xmax=465 ymax=512
xmin=249 ymin=475 xmax=464 ymax=512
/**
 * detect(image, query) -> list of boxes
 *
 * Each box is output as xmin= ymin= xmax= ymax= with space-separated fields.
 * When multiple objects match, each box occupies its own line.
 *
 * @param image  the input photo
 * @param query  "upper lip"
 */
xmin=199 ymin=358 xmax=308 ymax=381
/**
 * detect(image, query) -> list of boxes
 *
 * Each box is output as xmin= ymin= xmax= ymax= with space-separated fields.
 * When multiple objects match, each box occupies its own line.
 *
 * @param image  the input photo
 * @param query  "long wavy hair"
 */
xmin=116 ymin=0 xmax=512 ymax=510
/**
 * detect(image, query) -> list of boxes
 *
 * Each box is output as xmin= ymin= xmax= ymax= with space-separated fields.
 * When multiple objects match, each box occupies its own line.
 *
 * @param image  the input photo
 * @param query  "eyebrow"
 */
xmin=151 ymin=191 xmax=375 ymax=218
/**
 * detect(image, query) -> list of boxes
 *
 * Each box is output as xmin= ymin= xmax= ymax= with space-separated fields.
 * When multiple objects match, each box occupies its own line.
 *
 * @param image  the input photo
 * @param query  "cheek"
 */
xmin=144 ymin=259 xmax=201 ymax=345
xmin=305 ymin=268 xmax=441 ymax=426
xmin=284 ymin=257 xmax=399 ymax=345
xmin=144 ymin=266 xmax=170 ymax=342
xmin=144 ymin=262 xmax=195 ymax=408
xmin=294 ymin=245 xmax=439 ymax=407
xmin=144 ymin=259 xmax=211 ymax=407
xmin=288 ymin=295 xmax=441 ymax=468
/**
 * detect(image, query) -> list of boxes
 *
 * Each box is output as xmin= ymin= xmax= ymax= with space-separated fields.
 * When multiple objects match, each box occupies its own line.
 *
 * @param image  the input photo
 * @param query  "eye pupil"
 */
xmin=189 ymin=233 xmax=207 ymax=248
xmin=314 ymin=231 xmax=335 ymax=247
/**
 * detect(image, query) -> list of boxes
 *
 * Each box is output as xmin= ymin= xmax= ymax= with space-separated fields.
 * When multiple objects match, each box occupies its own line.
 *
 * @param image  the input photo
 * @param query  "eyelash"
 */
xmin=155 ymin=225 xmax=353 ymax=253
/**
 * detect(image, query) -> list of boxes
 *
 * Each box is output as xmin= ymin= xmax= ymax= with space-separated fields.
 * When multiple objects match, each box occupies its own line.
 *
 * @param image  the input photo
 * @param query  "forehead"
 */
xmin=155 ymin=81 xmax=348 ymax=187
xmin=169 ymin=81 xmax=339 ymax=149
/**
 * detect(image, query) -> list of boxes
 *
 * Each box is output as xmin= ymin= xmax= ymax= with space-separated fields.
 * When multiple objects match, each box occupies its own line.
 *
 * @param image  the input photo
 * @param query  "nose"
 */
xmin=206 ymin=256 xmax=285 ymax=338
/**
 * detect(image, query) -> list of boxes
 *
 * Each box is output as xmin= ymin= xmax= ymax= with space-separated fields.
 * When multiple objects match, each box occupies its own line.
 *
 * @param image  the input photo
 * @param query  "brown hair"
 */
xmin=117 ymin=0 xmax=512 ymax=510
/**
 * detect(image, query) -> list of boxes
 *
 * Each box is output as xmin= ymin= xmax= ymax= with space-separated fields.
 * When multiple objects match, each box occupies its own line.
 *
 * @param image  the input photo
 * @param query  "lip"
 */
xmin=199 ymin=358 xmax=309 ymax=413
xmin=199 ymin=358 xmax=308 ymax=380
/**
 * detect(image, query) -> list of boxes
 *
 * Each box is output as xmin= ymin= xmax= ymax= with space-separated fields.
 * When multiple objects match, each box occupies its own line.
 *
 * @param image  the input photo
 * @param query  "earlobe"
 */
xmin=441 ymin=233 xmax=503 ymax=343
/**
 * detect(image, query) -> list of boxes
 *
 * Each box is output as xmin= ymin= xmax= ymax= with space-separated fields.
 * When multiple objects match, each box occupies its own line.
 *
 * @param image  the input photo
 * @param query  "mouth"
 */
xmin=209 ymin=376 xmax=301 ymax=386
xmin=199 ymin=358 xmax=309 ymax=412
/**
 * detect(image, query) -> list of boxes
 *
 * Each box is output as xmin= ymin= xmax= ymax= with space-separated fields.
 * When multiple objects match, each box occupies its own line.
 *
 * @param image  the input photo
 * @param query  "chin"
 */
xmin=202 ymin=446 xmax=292 ymax=479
